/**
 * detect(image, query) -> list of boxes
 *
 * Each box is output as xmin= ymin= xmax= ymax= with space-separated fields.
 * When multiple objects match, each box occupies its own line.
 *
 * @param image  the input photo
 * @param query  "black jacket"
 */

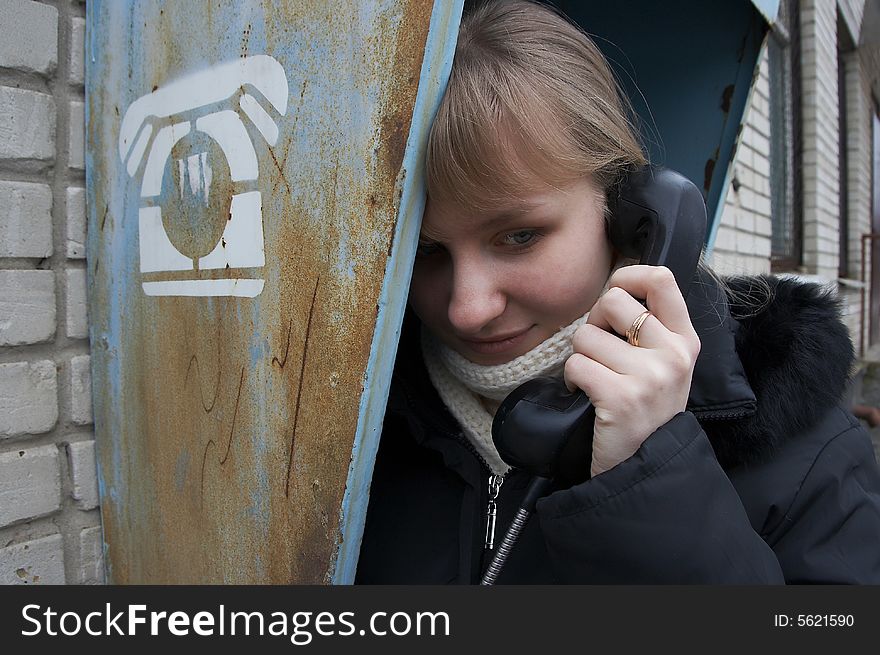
xmin=355 ymin=273 xmax=880 ymax=583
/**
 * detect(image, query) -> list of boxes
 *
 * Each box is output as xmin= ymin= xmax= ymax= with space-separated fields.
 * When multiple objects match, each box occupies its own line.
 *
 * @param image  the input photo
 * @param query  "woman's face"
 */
xmin=409 ymin=176 xmax=615 ymax=365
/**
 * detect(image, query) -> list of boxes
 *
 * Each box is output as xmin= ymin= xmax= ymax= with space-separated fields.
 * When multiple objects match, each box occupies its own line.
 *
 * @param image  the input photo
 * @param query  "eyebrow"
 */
xmin=419 ymin=200 xmax=544 ymax=242
xmin=474 ymin=201 xmax=543 ymax=230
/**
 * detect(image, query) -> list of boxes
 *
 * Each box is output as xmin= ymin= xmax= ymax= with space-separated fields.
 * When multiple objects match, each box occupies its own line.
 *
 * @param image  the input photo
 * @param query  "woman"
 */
xmin=356 ymin=0 xmax=880 ymax=583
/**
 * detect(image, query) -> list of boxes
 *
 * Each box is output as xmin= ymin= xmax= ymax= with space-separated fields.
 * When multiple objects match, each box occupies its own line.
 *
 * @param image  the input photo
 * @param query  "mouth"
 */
xmin=458 ymin=327 xmax=534 ymax=357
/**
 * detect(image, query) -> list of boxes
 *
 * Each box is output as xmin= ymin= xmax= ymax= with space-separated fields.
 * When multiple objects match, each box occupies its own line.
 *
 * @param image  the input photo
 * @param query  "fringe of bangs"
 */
xmin=427 ymin=70 xmax=596 ymax=210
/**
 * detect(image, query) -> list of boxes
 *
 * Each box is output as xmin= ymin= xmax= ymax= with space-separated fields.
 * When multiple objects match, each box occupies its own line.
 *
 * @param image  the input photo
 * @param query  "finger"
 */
xmin=563 ymin=351 xmax=620 ymax=403
xmin=604 ymin=265 xmax=695 ymax=337
xmin=587 ymin=286 xmax=671 ymax=350
xmin=572 ymin=322 xmax=645 ymax=374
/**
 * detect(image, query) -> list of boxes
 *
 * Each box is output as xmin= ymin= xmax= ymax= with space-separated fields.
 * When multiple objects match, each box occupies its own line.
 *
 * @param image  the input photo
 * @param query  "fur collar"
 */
xmin=691 ymin=273 xmax=855 ymax=469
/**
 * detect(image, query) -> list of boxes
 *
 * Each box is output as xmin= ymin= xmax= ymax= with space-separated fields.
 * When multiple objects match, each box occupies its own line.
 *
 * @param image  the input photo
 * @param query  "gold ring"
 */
xmin=625 ymin=310 xmax=652 ymax=347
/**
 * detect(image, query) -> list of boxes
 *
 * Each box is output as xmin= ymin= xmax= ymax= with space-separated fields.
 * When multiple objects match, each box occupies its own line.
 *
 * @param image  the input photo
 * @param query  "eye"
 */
xmin=500 ymin=230 xmax=539 ymax=248
xmin=416 ymin=239 xmax=444 ymax=257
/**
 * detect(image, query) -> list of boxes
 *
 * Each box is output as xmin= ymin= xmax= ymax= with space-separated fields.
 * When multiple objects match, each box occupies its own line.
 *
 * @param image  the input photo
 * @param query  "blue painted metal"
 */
xmin=560 ymin=0 xmax=772 ymax=245
xmin=333 ymin=0 xmax=465 ymax=584
xmin=87 ymin=0 xmax=457 ymax=583
xmin=750 ymin=0 xmax=781 ymax=25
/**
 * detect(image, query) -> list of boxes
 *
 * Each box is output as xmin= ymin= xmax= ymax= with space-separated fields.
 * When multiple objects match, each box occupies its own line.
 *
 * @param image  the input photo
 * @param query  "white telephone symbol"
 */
xmin=118 ymin=55 xmax=289 ymax=297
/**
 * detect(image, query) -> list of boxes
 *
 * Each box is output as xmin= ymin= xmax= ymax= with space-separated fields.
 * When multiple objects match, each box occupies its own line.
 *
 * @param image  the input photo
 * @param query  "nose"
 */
xmin=447 ymin=255 xmax=506 ymax=335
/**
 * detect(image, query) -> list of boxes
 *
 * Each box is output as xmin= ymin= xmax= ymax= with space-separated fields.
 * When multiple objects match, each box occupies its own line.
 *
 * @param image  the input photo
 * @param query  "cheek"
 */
xmin=408 ymin=265 xmax=446 ymax=328
xmin=523 ymin=239 xmax=612 ymax=313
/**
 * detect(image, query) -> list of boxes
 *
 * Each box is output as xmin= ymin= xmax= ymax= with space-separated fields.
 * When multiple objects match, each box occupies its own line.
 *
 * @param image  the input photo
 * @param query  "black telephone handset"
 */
xmin=490 ymin=166 xmax=707 ymax=487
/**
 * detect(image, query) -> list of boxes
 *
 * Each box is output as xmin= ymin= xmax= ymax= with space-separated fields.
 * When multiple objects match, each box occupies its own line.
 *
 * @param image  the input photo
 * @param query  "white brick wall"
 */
xmin=66 ymin=439 xmax=98 ymax=509
xmin=65 ymin=268 xmax=88 ymax=339
xmin=0 ymin=87 xmax=56 ymax=163
xmin=841 ymin=48 xmax=875 ymax=350
xmin=0 ymin=534 xmax=65 ymax=585
xmin=0 ymin=361 xmax=59 ymax=437
xmin=0 ymin=0 xmax=58 ymax=76
xmin=0 ymin=270 xmax=56 ymax=345
xmin=69 ymin=17 xmax=86 ymax=87
xmin=0 ymin=181 xmax=53 ymax=257
xmin=1 ymin=0 xmax=102 ymax=586
xmin=710 ymin=46 xmax=773 ymax=277
xmin=68 ymin=100 xmax=85 ymax=171
xmin=800 ymin=0 xmax=841 ymax=279
xmin=78 ymin=525 xmax=105 ymax=584
xmin=69 ymin=355 xmax=93 ymax=426
xmin=66 ymin=186 xmax=86 ymax=258
xmin=0 ymin=446 xmax=62 ymax=526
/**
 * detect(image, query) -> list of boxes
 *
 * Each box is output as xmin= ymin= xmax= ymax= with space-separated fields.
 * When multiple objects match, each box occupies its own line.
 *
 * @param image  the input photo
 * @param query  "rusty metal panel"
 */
xmin=86 ymin=0 xmax=462 ymax=583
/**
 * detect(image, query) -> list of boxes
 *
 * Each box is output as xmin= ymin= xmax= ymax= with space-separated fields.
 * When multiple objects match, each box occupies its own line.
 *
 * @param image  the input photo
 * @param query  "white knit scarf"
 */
xmin=421 ymin=314 xmax=587 ymax=475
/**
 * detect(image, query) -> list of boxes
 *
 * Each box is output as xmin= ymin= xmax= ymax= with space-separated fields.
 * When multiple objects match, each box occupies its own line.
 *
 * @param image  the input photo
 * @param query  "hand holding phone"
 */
xmin=566 ymin=265 xmax=701 ymax=476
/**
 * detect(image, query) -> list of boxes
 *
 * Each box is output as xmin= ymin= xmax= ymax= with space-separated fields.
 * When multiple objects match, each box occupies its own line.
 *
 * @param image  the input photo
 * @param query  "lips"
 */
xmin=458 ymin=326 xmax=534 ymax=358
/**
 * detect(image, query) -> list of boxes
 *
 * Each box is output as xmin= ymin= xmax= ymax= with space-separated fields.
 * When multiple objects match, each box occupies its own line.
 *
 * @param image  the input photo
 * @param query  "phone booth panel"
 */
xmin=559 ymin=0 xmax=779 ymax=244
xmin=86 ymin=0 xmax=462 ymax=583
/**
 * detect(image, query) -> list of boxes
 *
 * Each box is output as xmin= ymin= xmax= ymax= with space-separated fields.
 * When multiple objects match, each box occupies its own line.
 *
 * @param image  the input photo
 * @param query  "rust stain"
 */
xmin=704 ymin=147 xmax=720 ymax=194
xmin=720 ymin=84 xmax=735 ymax=114
xmin=240 ymin=23 xmax=251 ymax=58
xmin=375 ymin=0 xmax=433 ymax=196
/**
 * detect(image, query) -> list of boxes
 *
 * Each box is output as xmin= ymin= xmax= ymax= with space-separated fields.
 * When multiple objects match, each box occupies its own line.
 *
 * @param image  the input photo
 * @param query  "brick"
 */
xmin=0 ymin=534 xmax=65 ymax=584
xmin=70 ymin=16 xmax=85 ymax=86
xmin=66 ymin=268 xmax=88 ymax=339
xmin=736 ymin=211 xmax=756 ymax=233
xmin=737 ymin=231 xmax=758 ymax=255
xmin=0 ymin=361 xmax=58 ymax=437
xmin=0 ymin=0 xmax=58 ymax=76
xmin=0 ymin=86 xmax=55 ymax=162
xmin=79 ymin=526 xmax=105 ymax=584
xmin=66 ymin=439 xmax=98 ymax=509
xmin=0 ymin=270 xmax=56 ymax=345
xmin=70 ymin=355 xmax=93 ymax=425
xmin=713 ymin=225 xmax=736 ymax=252
xmin=0 ymin=180 xmax=53 ymax=257
xmin=0 ymin=446 xmax=61 ymax=527
xmin=67 ymin=186 xmax=86 ymax=258
xmin=69 ymin=100 xmax=85 ymax=170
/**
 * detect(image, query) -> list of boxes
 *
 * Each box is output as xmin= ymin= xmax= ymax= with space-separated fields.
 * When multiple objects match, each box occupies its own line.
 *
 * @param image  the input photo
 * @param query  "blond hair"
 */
xmin=426 ymin=0 xmax=647 ymax=211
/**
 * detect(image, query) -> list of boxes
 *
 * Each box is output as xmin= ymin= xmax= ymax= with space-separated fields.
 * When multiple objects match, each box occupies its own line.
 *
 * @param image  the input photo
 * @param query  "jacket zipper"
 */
xmin=399 ymin=382 xmax=512 ymax=560
xmin=484 ymin=473 xmax=505 ymax=550
xmin=692 ymin=408 xmax=754 ymax=421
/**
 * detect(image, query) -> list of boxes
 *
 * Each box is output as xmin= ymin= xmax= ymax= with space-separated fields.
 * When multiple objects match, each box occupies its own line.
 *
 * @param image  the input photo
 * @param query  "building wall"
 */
xmin=799 ymin=0 xmax=841 ymax=279
xmin=710 ymin=48 xmax=774 ymax=277
xmin=841 ymin=47 xmax=875 ymax=349
xmin=710 ymin=0 xmax=877 ymax=355
xmin=0 ymin=0 xmax=103 ymax=584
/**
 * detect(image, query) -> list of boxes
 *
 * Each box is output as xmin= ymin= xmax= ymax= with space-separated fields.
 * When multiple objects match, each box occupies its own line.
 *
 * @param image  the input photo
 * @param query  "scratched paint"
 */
xmin=87 ymin=0 xmax=455 ymax=583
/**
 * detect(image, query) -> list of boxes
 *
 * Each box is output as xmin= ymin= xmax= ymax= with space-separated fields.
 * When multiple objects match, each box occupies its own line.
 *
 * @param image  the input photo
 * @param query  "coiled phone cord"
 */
xmin=480 ymin=477 xmax=553 ymax=585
